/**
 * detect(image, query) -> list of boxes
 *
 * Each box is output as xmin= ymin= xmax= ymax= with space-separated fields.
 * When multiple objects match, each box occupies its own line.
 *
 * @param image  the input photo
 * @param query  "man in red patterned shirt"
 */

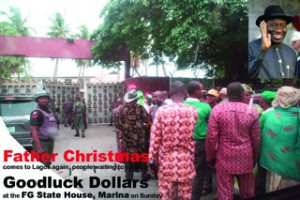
xmin=149 ymin=81 xmax=198 ymax=200
xmin=206 ymin=82 xmax=260 ymax=200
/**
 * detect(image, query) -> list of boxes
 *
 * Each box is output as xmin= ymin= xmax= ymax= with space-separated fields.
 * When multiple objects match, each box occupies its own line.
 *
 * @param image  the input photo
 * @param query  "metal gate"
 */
xmin=0 ymin=80 xmax=124 ymax=124
xmin=0 ymin=81 xmax=38 ymax=96
xmin=86 ymin=82 xmax=124 ymax=124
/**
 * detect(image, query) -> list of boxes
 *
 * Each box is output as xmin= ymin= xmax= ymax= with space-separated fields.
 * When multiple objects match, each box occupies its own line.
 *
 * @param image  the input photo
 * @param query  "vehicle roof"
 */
xmin=0 ymin=95 xmax=34 ymax=101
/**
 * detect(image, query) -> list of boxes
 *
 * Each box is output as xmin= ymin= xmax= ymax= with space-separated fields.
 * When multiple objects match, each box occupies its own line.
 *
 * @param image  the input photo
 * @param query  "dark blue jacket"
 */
xmin=248 ymin=38 xmax=297 ymax=79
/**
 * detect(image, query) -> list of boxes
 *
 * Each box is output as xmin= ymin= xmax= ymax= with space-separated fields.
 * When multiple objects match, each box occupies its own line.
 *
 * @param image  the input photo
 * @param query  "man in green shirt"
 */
xmin=73 ymin=96 xmax=86 ymax=138
xmin=185 ymin=81 xmax=211 ymax=200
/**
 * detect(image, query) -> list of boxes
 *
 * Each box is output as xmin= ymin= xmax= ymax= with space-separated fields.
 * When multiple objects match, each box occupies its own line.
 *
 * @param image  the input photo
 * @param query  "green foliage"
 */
xmin=0 ymin=56 xmax=28 ymax=79
xmin=47 ymin=12 xmax=71 ymax=78
xmin=47 ymin=12 xmax=70 ymax=38
xmin=91 ymin=0 xmax=248 ymax=79
xmin=73 ymin=25 xmax=94 ymax=71
xmin=72 ymin=25 xmax=89 ymax=39
xmin=0 ymin=7 xmax=33 ymax=80
xmin=0 ymin=7 xmax=33 ymax=36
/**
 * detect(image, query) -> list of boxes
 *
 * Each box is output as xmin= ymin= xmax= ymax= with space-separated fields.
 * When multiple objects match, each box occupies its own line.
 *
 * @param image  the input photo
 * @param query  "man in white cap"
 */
xmin=116 ymin=90 xmax=151 ymax=180
xmin=219 ymin=87 xmax=228 ymax=103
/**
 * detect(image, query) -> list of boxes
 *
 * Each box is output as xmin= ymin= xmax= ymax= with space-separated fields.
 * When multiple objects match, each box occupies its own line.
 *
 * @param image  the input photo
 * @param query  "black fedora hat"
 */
xmin=256 ymin=5 xmax=293 ymax=26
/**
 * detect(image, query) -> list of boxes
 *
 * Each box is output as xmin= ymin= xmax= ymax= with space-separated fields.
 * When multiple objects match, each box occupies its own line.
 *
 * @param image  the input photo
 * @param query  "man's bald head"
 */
xmin=161 ymin=90 xmax=169 ymax=100
xmin=152 ymin=90 xmax=163 ymax=105
xmin=170 ymin=81 xmax=187 ymax=102
xmin=153 ymin=90 xmax=161 ymax=97
xmin=187 ymin=81 xmax=202 ymax=95
xmin=227 ymin=82 xmax=244 ymax=102
xmin=170 ymin=81 xmax=186 ymax=95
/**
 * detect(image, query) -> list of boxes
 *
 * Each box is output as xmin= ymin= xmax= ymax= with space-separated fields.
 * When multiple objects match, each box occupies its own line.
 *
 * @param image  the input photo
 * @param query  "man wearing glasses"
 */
xmin=248 ymin=5 xmax=298 ymax=79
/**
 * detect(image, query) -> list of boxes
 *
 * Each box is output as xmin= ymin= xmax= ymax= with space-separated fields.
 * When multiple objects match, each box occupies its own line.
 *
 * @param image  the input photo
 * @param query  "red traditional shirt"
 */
xmin=206 ymin=102 xmax=260 ymax=174
xmin=149 ymin=103 xmax=198 ymax=181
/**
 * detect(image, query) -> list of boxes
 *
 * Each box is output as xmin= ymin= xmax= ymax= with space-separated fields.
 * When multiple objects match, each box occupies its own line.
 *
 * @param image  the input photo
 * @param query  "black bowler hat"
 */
xmin=256 ymin=5 xmax=293 ymax=26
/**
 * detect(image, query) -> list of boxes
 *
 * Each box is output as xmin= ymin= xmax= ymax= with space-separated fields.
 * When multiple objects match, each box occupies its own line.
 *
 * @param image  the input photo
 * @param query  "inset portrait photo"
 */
xmin=248 ymin=0 xmax=300 ymax=80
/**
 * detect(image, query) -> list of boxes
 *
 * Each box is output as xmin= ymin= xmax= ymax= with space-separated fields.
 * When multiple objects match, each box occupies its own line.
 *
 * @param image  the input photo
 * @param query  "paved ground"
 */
xmin=52 ymin=125 xmax=217 ymax=200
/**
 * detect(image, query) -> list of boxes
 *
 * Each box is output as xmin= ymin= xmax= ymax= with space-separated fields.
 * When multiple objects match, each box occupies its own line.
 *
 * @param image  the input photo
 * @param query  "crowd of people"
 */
xmin=112 ymin=80 xmax=300 ymax=200
xmin=248 ymin=5 xmax=300 ymax=79
xmin=27 ymin=4 xmax=300 ymax=199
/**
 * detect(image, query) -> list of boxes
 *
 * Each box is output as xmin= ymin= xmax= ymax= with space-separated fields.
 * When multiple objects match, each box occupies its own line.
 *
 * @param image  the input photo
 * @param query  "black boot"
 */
xmin=74 ymin=130 xmax=80 ymax=137
xmin=81 ymin=130 xmax=85 ymax=138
